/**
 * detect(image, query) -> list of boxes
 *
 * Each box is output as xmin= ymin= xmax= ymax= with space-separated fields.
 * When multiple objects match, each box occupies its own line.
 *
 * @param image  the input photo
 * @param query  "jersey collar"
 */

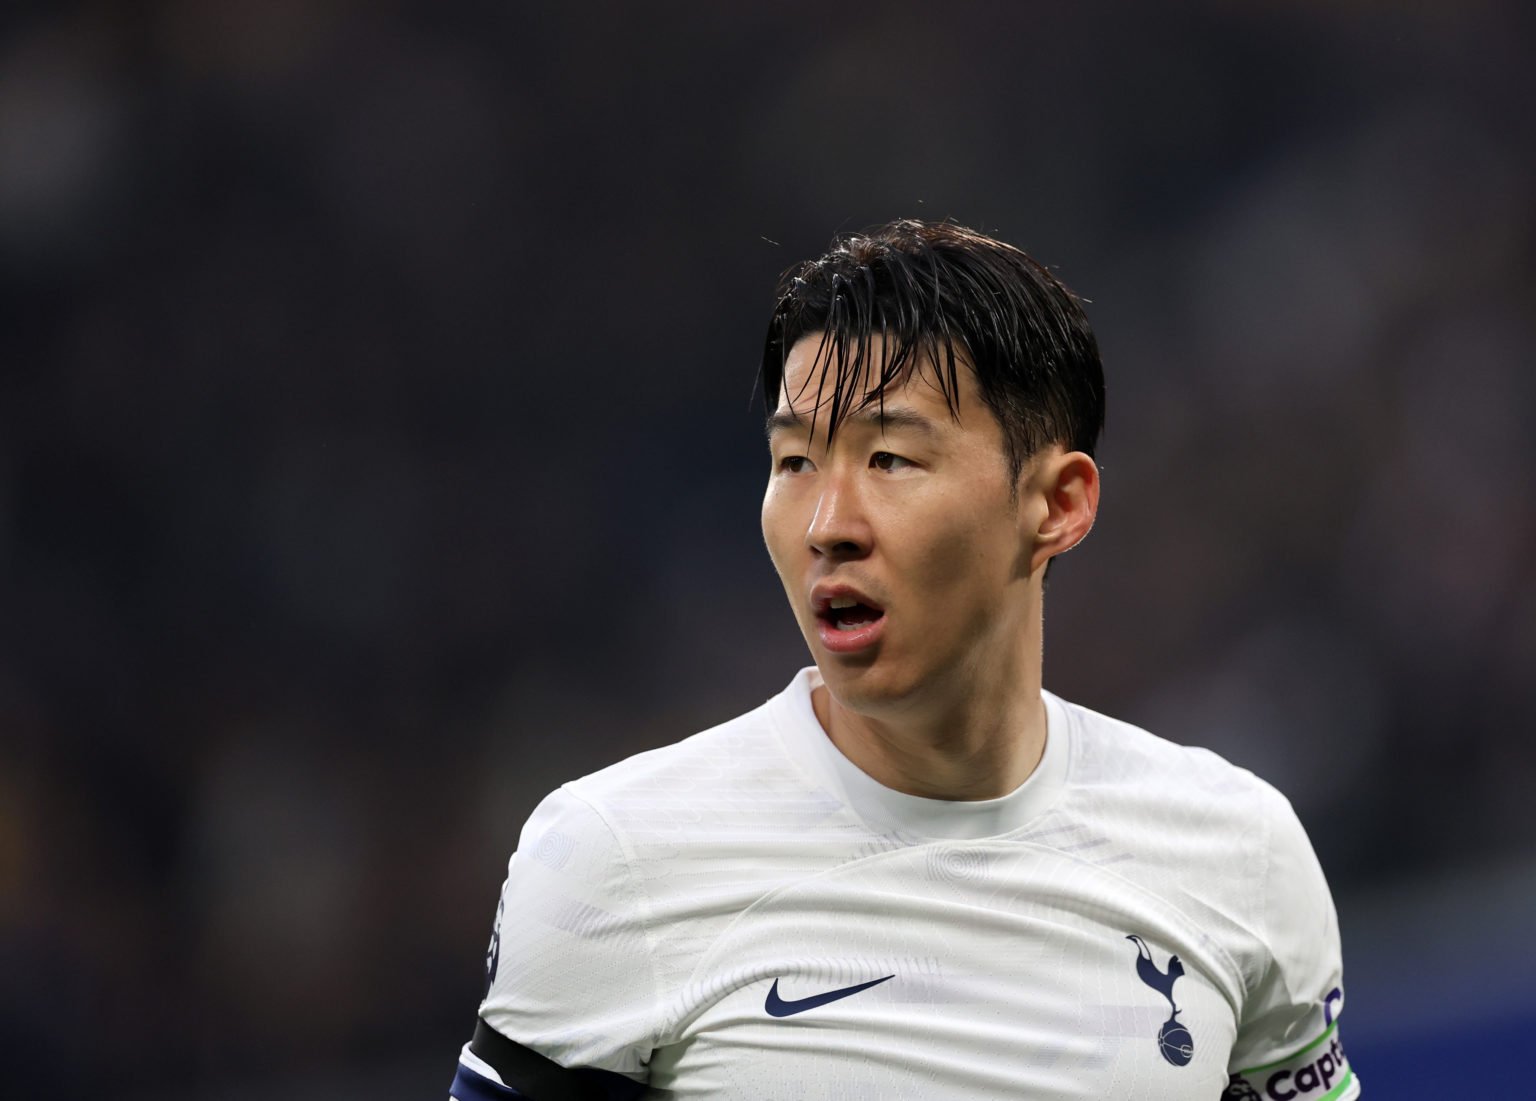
xmin=769 ymin=667 xmax=1071 ymax=841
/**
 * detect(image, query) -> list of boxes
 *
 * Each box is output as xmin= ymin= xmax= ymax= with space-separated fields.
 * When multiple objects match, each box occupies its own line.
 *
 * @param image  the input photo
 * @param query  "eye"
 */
xmin=870 ymin=451 xmax=912 ymax=472
xmin=778 ymin=455 xmax=814 ymax=474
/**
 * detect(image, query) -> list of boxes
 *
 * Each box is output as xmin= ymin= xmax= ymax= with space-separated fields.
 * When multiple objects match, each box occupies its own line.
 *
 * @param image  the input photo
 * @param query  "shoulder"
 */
xmin=536 ymin=688 xmax=829 ymax=864
xmin=476 ymin=701 xmax=798 ymax=1074
xmin=1054 ymin=691 xmax=1295 ymax=822
xmin=1051 ymin=695 xmax=1345 ymax=1009
xmin=563 ymin=694 xmax=788 ymax=812
xmin=1049 ymin=693 xmax=1325 ymax=951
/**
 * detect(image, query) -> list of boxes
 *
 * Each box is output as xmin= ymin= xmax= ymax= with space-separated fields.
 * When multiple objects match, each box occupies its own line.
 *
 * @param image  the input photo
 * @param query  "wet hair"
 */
xmin=761 ymin=219 xmax=1104 ymax=482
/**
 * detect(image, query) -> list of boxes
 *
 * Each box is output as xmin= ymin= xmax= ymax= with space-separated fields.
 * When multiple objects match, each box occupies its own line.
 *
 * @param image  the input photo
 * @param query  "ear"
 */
xmin=1022 ymin=449 xmax=1100 ymax=573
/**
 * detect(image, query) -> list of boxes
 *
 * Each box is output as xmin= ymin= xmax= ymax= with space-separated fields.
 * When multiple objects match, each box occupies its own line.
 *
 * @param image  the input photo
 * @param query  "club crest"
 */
xmin=1126 ymin=934 xmax=1194 ymax=1067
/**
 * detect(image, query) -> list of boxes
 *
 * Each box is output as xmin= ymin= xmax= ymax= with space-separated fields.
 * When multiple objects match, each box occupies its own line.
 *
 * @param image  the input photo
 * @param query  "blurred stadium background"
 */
xmin=2 ymin=1 xmax=1532 ymax=1096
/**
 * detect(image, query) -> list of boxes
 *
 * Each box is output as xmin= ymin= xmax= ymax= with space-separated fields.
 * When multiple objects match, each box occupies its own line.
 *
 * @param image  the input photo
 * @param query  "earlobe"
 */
xmin=1026 ymin=450 xmax=1100 ymax=572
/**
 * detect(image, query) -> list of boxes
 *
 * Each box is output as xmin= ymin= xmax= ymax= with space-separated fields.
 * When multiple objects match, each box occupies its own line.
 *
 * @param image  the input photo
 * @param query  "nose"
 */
xmin=806 ymin=471 xmax=871 ymax=559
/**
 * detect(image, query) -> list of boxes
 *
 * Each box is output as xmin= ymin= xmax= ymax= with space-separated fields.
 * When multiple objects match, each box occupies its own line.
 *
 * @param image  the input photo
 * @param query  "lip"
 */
xmin=810 ymin=583 xmax=887 ymax=655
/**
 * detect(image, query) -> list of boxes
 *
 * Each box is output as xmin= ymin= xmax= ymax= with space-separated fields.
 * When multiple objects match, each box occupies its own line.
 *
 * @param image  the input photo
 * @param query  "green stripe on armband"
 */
xmin=1230 ymin=1020 xmax=1354 ymax=1100
xmin=1238 ymin=1020 xmax=1339 ymax=1076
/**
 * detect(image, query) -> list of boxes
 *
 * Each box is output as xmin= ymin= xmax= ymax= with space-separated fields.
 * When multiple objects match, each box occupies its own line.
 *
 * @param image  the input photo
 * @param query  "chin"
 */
xmin=815 ymin=654 xmax=926 ymax=717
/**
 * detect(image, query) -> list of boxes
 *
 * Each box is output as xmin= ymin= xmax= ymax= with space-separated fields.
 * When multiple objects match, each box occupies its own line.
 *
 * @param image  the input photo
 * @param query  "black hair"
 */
xmin=761 ymin=219 xmax=1105 ymax=482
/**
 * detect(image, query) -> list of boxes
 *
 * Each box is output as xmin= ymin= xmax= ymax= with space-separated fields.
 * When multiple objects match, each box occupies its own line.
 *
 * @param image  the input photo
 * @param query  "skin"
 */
xmin=762 ymin=334 xmax=1100 ymax=800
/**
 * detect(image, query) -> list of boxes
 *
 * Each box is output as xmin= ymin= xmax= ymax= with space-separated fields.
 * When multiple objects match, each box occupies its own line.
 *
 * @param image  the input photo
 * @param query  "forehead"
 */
xmin=774 ymin=332 xmax=975 ymax=420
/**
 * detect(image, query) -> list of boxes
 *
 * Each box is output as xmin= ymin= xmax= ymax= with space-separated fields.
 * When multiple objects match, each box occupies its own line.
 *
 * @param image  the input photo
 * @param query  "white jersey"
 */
xmin=457 ymin=669 xmax=1358 ymax=1100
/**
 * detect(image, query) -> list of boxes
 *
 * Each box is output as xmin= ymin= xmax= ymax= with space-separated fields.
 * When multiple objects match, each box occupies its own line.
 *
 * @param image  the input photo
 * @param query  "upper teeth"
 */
xmin=830 ymin=597 xmax=858 ymax=609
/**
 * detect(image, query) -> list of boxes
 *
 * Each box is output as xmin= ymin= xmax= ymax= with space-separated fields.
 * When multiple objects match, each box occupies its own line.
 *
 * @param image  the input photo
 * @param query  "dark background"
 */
xmin=3 ymin=2 xmax=1533 ymax=1096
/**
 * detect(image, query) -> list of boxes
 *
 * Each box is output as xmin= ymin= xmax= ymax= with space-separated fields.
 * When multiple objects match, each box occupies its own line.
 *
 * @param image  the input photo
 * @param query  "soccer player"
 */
xmin=449 ymin=220 xmax=1358 ymax=1100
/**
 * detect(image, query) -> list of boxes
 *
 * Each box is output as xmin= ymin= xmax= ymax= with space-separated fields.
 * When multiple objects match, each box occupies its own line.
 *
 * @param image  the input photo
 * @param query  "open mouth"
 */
xmin=820 ymin=596 xmax=885 ymax=632
xmin=810 ymin=587 xmax=888 ymax=653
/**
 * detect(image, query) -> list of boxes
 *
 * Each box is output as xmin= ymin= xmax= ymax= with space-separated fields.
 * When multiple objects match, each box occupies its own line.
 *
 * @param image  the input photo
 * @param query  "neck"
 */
xmin=811 ymin=602 xmax=1048 ymax=801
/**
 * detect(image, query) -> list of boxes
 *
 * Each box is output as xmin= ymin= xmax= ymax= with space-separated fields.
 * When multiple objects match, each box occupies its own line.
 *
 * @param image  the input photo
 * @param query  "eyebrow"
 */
xmin=765 ymin=405 xmax=942 ymax=441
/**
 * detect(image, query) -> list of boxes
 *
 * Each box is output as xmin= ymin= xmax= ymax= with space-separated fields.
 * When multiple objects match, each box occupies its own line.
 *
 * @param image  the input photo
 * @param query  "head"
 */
xmin=760 ymin=219 xmax=1104 ymax=716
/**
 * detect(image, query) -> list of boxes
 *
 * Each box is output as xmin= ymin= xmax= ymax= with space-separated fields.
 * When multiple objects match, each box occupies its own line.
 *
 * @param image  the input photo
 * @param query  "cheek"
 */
xmin=760 ymin=487 xmax=797 ymax=571
xmin=898 ymin=501 xmax=1015 ymax=602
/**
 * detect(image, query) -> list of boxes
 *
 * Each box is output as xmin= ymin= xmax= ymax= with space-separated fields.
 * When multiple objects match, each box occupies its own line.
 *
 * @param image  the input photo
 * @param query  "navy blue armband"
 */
xmin=449 ymin=1018 xmax=645 ymax=1101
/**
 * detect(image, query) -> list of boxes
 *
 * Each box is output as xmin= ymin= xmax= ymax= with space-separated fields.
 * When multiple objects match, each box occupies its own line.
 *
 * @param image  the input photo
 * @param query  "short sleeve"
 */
xmin=476 ymin=785 xmax=660 ymax=1080
xmin=1226 ymin=788 xmax=1359 ymax=1099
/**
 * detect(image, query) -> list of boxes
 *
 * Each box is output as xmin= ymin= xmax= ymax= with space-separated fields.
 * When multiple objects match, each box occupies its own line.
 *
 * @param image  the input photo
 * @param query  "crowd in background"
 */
xmin=2 ymin=2 xmax=1532 ymax=1095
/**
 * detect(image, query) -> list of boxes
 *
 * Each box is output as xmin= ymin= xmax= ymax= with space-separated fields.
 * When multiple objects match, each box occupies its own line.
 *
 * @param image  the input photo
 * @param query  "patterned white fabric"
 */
xmin=464 ymin=668 xmax=1358 ymax=1100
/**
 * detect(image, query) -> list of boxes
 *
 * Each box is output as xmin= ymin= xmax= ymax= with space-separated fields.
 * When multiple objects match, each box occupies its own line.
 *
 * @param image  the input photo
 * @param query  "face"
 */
xmin=762 ymin=336 xmax=1046 ymax=717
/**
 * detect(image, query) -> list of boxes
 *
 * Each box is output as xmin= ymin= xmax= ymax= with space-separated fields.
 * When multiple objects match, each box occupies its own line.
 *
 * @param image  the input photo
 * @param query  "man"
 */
xmin=449 ymin=220 xmax=1357 ymax=1100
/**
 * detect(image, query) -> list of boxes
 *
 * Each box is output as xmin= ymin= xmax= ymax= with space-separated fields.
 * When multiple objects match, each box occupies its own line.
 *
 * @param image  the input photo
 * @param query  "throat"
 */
xmin=811 ymin=683 xmax=1049 ymax=801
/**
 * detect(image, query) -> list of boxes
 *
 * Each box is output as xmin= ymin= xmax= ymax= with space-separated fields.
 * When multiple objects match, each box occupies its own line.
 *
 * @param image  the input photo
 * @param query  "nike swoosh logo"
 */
xmin=764 ymin=974 xmax=895 ymax=1018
